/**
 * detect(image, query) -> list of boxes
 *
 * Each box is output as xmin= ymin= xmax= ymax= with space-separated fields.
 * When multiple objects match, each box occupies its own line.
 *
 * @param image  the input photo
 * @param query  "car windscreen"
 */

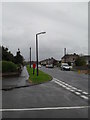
xmin=63 ymin=65 xmax=69 ymax=66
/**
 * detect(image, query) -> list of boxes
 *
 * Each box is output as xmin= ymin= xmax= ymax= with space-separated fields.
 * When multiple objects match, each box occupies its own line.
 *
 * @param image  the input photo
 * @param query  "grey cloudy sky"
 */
xmin=2 ymin=2 xmax=88 ymax=61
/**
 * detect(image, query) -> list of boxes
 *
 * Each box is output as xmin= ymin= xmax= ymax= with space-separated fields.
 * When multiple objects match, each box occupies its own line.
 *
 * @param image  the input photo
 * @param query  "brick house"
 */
xmin=40 ymin=57 xmax=58 ymax=66
xmin=61 ymin=53 xmax=79 ymax=65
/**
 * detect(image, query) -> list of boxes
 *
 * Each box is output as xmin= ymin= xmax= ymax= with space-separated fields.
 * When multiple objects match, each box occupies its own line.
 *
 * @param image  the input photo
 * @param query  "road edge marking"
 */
xmin=1 ymin=106 xmax=89 ymax=112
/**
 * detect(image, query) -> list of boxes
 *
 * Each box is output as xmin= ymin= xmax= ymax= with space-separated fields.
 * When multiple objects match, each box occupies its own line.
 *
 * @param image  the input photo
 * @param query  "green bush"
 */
xmin=75 ymin=57 xmax=86 ymax=66
xmin=68 ymin=62 xmax=71 ymax=66
xmin=57 ymin=63 xmax=61 ymax=67
xmin=2 ymin=61 xmax=18 ymax=73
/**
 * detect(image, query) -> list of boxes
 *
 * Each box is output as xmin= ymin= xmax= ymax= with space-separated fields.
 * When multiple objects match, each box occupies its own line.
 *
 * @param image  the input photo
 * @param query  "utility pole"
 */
xmin=30 ymin=47 xmax=31 ymax=68
xmin=64 ymin=48 xmax=66 ymax=63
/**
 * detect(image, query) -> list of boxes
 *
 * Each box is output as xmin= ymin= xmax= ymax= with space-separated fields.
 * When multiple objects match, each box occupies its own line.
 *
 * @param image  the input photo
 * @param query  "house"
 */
xmin=61 ymin=53 xmax=79 ymax=65
xmin=40 ymin=57 xmax=58 ymax=66
xmin=39 ymin=59 xmax=48 ymax=66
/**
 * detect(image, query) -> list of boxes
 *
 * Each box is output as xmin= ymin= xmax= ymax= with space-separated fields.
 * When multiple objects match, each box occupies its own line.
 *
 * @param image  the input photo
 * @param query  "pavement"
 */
xmin=2 ymin=66 xmax=31 ymax=90
xmin=2 ymin=66 xmax=89 ymax=118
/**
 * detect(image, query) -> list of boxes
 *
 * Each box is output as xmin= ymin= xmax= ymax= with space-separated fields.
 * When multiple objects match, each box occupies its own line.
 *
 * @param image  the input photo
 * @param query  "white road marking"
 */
xmin=65 ymin=84 xmax=73 ymax=88
xmin=71 ymin=87 xmax=78 ymax=90
xmin=65 ymin=87 xmax=71 ymax=90
xmin=52 ymin=78 xmax=88 ymax=100
xmin=54 ymin=81 xmax=63 ymax=86
xmin=81 ymin=96 xmax=88 ymax=100
xmin=61 ymin=85 xmax=67 ymax=88
xmin=1 ymin=106 xmax=89 ymax=112
xmin=69 ymin=89 xmax=75 ymax=92
xmin=75 ymin=92 xmax=81 ymax=95
xmin=82 ymin=92 xmax=88 ymax=95
xmin=77 ymin=89 xmax=82 ymax=92
xmin=53 ymin=78 xmax=78 ymax=90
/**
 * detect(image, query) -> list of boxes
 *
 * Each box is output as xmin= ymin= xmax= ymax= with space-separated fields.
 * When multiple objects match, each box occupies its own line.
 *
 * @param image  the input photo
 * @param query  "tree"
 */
xmin=2 ymin=46 xmax=24 ymax=65
xmin=75 ymin=56 xmax=86 ymax=66
xmin=2 ymin=46 xmax=15 ymax=62
xmin=68 ymin=62 xmax=71 ymax=66
xmin=14 ymin=49 xmax=24 ymax=65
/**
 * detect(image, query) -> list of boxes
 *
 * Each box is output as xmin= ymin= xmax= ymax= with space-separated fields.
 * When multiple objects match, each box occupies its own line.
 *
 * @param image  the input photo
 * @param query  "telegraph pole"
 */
xmin=30 ymin=47 xmax=31 ymax=68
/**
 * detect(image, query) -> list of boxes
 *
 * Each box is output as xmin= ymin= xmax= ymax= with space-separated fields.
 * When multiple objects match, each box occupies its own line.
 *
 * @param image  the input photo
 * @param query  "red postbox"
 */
xmin=33 ymin=63 xmax=36 ymax=69
xmin=33 ymin=63 xmax=36 ymax=75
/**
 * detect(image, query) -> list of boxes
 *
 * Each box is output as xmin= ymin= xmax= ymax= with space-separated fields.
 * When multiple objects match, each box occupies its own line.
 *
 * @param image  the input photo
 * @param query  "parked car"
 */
xmin=61 ymin=63 xmax=70 ymax=71
xmin=46 ymin=64 xmax=53 ymax=68
xmin=69 ymin=66 xmax=73 ymax=69
xmin=36 ymin=64 xmax=41 ymax=68
xmin=46 ymin=64 xmax=48 ymax=68
xmin=38 ymin=64 xmax=41 ymax=68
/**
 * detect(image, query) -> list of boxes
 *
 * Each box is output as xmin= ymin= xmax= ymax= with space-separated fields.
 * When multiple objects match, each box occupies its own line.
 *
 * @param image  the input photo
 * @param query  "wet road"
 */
xmin=40 ymin=67 xmax=89 ymax=93
xmin=2 ymin=66 xmax=89 ymax=118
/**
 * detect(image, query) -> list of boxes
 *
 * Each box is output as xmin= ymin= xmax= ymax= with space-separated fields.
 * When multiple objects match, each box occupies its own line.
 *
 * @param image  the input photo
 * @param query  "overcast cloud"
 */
xmin=2 ymin=2 xmax=88 ymax=61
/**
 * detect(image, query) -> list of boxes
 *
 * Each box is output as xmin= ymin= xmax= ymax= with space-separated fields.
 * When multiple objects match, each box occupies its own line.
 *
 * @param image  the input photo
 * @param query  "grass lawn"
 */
xmin=27 ymin=65 xmax=52 ymax=84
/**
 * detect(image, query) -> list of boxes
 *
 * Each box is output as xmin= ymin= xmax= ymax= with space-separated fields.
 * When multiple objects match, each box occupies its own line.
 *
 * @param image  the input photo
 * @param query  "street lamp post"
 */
xmin=30 ymin=47 xmax=31 ymax=68
xmin=36 ymin=32 xmax=46 ymax=76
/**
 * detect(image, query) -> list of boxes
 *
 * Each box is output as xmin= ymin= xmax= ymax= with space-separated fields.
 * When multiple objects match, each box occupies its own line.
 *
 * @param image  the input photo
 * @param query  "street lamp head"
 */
xmin=36 ymin=32 xmax=46 ymax=35
xmin=41 ymin=32 xmax=46 ymax=34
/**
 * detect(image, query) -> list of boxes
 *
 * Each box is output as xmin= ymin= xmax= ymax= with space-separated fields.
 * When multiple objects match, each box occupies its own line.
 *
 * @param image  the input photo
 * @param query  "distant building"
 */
xmin=40 ymin=57 xmax=58 ymax=66
xmin=61 ymin=53 xmax=79 ymax=65
xmin=25 ymin=61 xmax=36 ymax=65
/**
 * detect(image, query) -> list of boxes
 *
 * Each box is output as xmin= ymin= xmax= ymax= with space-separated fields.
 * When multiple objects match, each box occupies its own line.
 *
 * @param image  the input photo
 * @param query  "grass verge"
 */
xmin=27 ymin=65 xmax=52 ymax=84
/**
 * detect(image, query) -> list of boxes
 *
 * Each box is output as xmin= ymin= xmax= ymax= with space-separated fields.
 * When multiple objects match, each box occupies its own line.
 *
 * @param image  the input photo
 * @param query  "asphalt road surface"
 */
xmin=2 ymin=66 xmax=89 ymax=118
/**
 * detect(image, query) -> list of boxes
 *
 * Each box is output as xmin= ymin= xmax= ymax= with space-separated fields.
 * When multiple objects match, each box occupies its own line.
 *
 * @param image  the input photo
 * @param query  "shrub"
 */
xmin=75 ymin=57 xmax=86 ymax=66
xmin=2 ymin=61 xmax=18 ymax=73
xmin=68 ymin=62 xmax=71 ymax=66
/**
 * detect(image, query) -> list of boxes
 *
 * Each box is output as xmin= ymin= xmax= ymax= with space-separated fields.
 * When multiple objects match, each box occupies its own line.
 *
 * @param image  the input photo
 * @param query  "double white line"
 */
xmin=52 ymin=78 xmax=89 ymax=100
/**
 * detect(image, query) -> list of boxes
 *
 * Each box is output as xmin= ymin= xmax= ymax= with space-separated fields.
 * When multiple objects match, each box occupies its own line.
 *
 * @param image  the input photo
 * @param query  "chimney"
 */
xmin=64 ymin=48 xmax=66 ymax=56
